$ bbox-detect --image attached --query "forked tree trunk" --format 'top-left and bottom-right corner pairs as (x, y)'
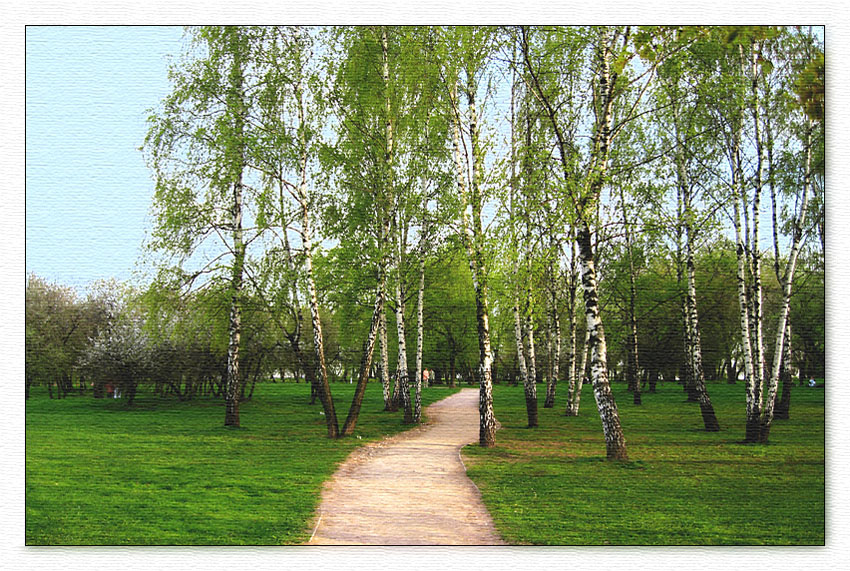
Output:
(735, 42), (767, 442)
(572, 28), (628, 460)
(728, 77), (760, 443)
(519, 25), (628, 459)
(341, 290), (385, 435)
(768, 113), (793, 423)
(758, 122), (812, 443)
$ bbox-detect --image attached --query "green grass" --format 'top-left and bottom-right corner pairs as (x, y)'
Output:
(462, 381), (825, 545)
(26, 382), (459, 545)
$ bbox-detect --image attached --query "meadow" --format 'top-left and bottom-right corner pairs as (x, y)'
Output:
(26, 379), (824, 545)
(463, 381), (825, 545)
(25, 382), (459, 545)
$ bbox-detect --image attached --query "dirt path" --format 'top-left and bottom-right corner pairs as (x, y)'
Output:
(307, 388), (505, 545)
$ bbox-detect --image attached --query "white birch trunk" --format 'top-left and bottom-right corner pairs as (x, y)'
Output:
(525, 297), (538, 387)
(224, 38), (246, 428)
(451, 73), (496, 447)
(759, 122), (812, 442)
(394, 210), (413, 424)
(544, 285), (560, 409)
(731, 48), (761, 441)
(295, 60), (338, 437)
(574, 28), (628, 460)
(733, 148), (760, 442)
(379, 26), (395, 413)
(513, 298), (529, 388)
(414, 234), (425, 423)
(379, 270), (391, 410)
(678, 138), (719, 431)
(686, 234), (720, 431)
(565, 240), (580, 416)
(224, 174), (244, 428)
(571, 325), (590, 417)
(578, 223), (627, 460)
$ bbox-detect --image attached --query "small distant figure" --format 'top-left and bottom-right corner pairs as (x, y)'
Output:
(423, 369), (430, 384)
(105, 382), (114, 398)
(114, 386), (122, 399)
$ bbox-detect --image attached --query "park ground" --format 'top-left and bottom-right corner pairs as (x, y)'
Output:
(25, 379), (824, 545)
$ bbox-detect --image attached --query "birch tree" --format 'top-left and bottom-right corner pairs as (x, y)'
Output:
(143, 26), (260, 428)
(323, 26), (397, 413)
(519, 25), (633, 459)
(756, 30), (822, 442)
(651, 44), (722, 430)
(444, 26), (499, 447)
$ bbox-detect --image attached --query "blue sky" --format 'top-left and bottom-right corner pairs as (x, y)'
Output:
(26, 26), (186, 290)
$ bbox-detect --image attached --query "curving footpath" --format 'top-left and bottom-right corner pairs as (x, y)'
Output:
(307, 388), (505, 545)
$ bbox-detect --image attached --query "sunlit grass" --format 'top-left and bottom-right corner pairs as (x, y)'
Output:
(463, 381), (825, 545)
(26, 382), (459, 545)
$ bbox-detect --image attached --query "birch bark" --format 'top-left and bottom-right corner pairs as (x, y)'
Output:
(413, 220), (426, 423)
(341, 288), (385, 435)
(450, 71), (497, 447)
(380, 26), (395, 413)
(224, 33), (247, 428)
(394, 211), (414, 424)
(520, 26), (628, 458)
(758, 122), (812, 442)
(544, 282), (560, 409)
(294, 57), (338, 438)
(565, 240), (580, 416)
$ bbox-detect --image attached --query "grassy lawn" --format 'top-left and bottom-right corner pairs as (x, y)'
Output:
(462, 381), (825, 545)
(26, 382), (459, 545)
